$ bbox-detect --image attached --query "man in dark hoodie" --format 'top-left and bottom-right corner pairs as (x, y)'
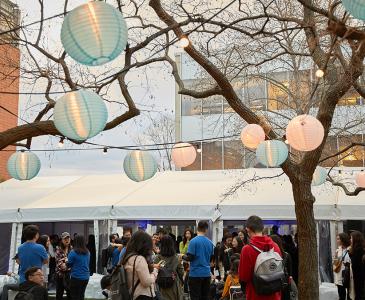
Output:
(239, 215), (281, 300)
(17, 267), (48, 300)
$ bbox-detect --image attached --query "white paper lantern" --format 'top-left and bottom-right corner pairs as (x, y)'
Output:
(241, 124), (265, 149)
(123, 150), (157, 182)
(256, 140), (288, 167)
(53, 89), (108, 141)
(171, 143), (197, 168)
(355, 172), (365, 188)
(7, 151), (41, 180)
(312, 166), (327, 186)
(61, 1), (128, 66)
(286, 115), (324, 151)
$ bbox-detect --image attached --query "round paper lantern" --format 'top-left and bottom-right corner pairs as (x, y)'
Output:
(54, 89), (108, 141)
(286, 115), (324, 151)
(171, 143), (197, 168)
(7, 151), (41, 180)
(240, 124), (265, 149)
(256, 140), (288, 167)
(123, 150), (157, 182)
(61, 2), (128, 66)
(355, 172), (365, 188)
(312, 166), (327, 186)
(342, 0), (365, 21)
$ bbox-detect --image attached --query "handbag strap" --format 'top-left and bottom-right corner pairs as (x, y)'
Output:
(131, 256), (140, 298)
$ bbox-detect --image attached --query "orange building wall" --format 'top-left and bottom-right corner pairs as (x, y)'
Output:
(0, 44), (20, 181)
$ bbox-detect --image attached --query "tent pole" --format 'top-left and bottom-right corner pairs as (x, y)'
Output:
(12, 223), (23, 274)
(93, 220), (99, 273)
(212, 220), (223, 246)
(8, 223), (17, 273)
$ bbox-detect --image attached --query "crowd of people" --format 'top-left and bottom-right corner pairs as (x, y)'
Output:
(2, 217), (365, 300)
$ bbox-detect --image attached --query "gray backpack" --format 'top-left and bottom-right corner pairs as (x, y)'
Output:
(250, 244), (286, 295)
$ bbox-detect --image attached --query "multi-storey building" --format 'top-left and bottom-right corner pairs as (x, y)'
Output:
(175, 53), (365, 170)
(0, 0), (20, 181)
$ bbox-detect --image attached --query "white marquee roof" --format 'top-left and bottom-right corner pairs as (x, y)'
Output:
(0, 169), (363, 223)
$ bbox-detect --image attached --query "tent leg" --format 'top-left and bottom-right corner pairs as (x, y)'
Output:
(212, 220), (223, 246)
(330, 221), (337, 259)
(146, 223), (153, 235)
(8, 223), (17, 273)
(93, 220), (99, 273)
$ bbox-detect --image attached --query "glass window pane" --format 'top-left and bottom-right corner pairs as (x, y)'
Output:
(181, 95), (201, 116)
(202, 141), (223, 170)
(338, 135), (364, 167)
(224, 140), (244, 169)
(319, 136), (338, 167)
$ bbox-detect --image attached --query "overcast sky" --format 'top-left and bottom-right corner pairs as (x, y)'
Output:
(13, 0), (176, 176)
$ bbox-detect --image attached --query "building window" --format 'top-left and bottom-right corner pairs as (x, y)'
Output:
(224, 140), (244, 169)
(338, 135), (364, 167)
(319, 136), (338, 167)
(202, 96), (222, 115)
(243, 77), (267, 111)
(202, 141), (223, 170)
(338, 89), (362, 106)
(181, 95), (201, 116)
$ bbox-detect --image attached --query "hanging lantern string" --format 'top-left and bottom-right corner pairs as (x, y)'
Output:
(0, 134), (242, 152)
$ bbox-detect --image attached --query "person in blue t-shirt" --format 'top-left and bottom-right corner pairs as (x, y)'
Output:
(17, 225), (49, 283)
(67, 235), (90, 300)
(183, 220), (214, 300)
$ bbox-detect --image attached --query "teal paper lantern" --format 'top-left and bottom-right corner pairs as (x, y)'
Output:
(256, 140), (288, 167)
(61, 1), (128, 66)
(123, 150), (157, 182)
(7, 151), (41, 180)
(54, 89), (108, 141)
(342, 0), (365, 21)
(312, 166), (327, 186)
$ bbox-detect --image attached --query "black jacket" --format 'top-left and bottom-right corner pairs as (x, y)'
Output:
(19, 281), (48, 300)
(350, 248), (365, 300)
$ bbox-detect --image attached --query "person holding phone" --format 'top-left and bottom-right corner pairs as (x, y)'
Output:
(154, 236), (184, 300)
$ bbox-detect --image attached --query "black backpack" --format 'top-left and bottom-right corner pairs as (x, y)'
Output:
(156, 264), (176, 289)
(14, 286), (37, 300)
(110, 256), (139, 300)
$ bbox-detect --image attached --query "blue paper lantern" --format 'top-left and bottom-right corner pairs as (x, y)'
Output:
(312, 166), (327, 186)
(53, 89), (108, 141)
(61, 1), (128, 66)
(256, 140), (288, 167)
(342, 0), (365, 21)
(123, 150), (157, 182)
(7, 151), (41, 180)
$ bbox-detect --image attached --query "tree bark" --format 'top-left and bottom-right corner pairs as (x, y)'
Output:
(292, 178), (319, 300)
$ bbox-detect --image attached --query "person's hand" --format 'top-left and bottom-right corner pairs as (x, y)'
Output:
(153, 264), (160, 270)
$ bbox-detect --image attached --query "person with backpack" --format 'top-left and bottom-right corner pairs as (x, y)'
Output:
(55, 232), (72, 300)
(184, 220), (214, 300)
(238, 215), (283, 300)
(67, 235), (90, 300)
(154, 235), (184, 300)
(17, 225), (49, 284)
(16, 267), (48, 300)
(102, 234), (118, 274)
(333, 233), (351, 300)
(122, 231), (160, 300)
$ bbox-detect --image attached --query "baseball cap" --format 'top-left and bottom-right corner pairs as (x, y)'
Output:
(61, 232), (70, 239)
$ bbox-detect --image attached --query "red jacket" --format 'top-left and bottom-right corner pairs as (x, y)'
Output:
(239, 235), (282, 300)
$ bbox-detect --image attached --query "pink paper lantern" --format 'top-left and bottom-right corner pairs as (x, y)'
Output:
(240, 124), (265, 149)
(286, 115), (324, 151)
(172, 142), (197, 168)
(355, 172), (365, 188)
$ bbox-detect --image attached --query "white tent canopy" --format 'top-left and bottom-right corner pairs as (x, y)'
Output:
(0, 169), (363, 223)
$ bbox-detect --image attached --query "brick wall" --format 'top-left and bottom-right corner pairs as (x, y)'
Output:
(0, 44), (20, 181)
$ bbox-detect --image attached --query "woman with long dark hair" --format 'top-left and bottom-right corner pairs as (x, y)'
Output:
(38, 234), (50, 286)
(333, 233), (351, 300)
(122, 231), (159, 300)
(55, 232), (72, 300)
(179, 229), (193, 255)
(67, 235), (90, 300)
(349, 231), (365, 300)
(231, 236), (244, 255)
(155, 235), (183, 300)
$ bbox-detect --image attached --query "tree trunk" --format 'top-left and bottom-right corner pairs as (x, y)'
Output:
(292, 179), (319, 300)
